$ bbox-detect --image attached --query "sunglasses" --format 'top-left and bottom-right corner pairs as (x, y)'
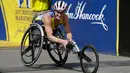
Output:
(54, 10), (66, 14)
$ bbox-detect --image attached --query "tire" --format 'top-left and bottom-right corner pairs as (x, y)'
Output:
(80, 45), (99, 73)
(21, 23), (43, 67)
(47, 27), (68, 66)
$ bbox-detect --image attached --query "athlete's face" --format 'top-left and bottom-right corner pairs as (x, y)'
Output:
(54, 11), (64, 20)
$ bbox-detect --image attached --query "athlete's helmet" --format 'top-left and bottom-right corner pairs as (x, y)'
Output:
(53, 1), (68, 12)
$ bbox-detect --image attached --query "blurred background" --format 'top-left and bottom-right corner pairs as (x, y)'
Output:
(0, 0), (129, 57)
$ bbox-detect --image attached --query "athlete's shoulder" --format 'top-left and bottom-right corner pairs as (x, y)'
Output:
(44, 13), (51, 19)
(43, 13), (52, 22)
(44, 11), (54, 17)
(63, 13), (69, 20)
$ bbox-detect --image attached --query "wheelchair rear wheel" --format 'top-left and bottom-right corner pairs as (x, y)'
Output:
(47, 27), (68, 66)
(21, 23), (43, 67)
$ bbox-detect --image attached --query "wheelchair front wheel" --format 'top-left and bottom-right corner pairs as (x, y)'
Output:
(80, 45), (99, 73)
(21, 23), (43, 67)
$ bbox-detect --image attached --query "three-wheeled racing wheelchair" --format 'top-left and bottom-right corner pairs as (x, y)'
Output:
(20, 22), (99, 73)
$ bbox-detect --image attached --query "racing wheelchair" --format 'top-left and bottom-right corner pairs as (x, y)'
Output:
(20, 22), (99, 73)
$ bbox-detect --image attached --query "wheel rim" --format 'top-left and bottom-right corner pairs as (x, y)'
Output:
(21, 26), (43, 66)
(80, 45), (99, 73)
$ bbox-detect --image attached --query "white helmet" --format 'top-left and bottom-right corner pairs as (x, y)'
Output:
(53, 1), (68, 12)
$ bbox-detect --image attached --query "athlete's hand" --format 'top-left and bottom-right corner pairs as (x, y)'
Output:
(62, 40), (69, 47)
(68, 38), (72, 41)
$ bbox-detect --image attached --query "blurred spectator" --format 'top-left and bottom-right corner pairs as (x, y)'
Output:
(18, 0), (30, 8)
(32, 0), (52, 17)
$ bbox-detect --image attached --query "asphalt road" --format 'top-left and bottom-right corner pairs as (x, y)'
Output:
(0, 48), (130, 73)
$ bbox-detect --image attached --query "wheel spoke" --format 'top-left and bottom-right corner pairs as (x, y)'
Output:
(31, 45), (35, 61)
(58, 50), (63, 61)
(82, 52), (92, 62)
(21, 46), (31, 55)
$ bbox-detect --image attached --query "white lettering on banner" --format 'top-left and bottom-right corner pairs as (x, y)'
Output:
(66, 1), (108, 31)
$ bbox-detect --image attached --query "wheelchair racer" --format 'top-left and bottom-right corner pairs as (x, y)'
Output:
(34, 0), (73, 49)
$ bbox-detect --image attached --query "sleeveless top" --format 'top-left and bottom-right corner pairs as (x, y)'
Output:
(35, 12), (63, 29)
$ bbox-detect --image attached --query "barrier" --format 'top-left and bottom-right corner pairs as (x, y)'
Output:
(64, 0), (118, 55)
(0, 1), (6, 41)
(0, 0), (119, 55)
(0, 0), (32, 47)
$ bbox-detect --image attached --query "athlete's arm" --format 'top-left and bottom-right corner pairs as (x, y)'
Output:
(63, 14), (72, 41)
(43, 14), (67, 44)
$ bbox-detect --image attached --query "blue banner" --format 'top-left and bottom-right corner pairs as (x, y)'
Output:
(64, 0), (117, 54)
(0, 3), (6, 40)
